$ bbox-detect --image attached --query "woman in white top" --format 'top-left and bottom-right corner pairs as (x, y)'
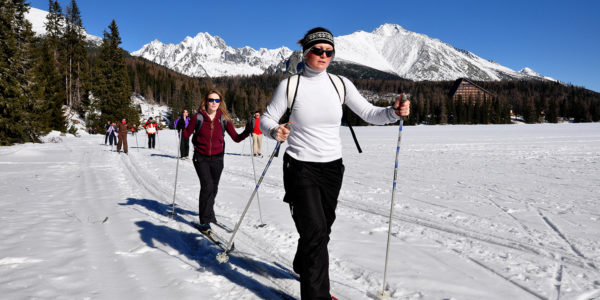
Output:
(260, 27), (410, 300)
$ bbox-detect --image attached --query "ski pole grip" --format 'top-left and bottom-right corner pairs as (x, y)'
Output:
(395, 93), (411, 120)
(401, 93), (411, 103)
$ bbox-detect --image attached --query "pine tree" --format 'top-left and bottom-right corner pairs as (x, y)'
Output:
(45, 0), (63, 61)
(92, 20), (136, 126)
(31, 38), (67, 133)
(63, 0), (89, 112)
(0, 0), (37, 144)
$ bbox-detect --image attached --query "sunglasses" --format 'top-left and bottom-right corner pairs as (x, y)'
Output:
(310, 47), (334, 57)
(208, 98), (221, 103)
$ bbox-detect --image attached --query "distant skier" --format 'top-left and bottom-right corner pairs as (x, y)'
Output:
(104, 121), (111, 144)
(144, 117), (159, 149)
(174, 110), (191, 159)
(260, 27), (411, 299)
(116, 118), (132, 154)
(181, 90), (253, 234)
(251, 111), (263, 157)
(106, 122), (118, 146)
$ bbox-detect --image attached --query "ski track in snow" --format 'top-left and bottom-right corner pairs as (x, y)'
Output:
(1, 124), (599, 300)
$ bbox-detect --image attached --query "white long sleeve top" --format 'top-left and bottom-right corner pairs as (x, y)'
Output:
(260, 66), (401, 163)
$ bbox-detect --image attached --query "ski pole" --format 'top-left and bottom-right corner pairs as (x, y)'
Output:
(250, 134), (266, 227)
(378, 93), (410, 300)
(217, 123), (290, 263)
(241, 137), (247, 156)
(169, 132), (182, 218)
(135, 129), (139, 151)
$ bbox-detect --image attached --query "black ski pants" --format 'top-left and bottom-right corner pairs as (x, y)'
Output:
(283, 153), (344, 300)
(147, 134), (156, 149)
(179, 132), (190, 157)
(192, 152), (224, 225)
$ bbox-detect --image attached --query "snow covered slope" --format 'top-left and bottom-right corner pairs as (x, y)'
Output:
(1, 123), (599, 299)
(334, 24), (553, 82)
(24, 6), (102, 45)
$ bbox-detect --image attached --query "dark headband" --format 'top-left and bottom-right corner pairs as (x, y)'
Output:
(302, 31), (334, 51)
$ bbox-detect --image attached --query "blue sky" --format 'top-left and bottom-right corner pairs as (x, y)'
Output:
(28, 0), (600, 92)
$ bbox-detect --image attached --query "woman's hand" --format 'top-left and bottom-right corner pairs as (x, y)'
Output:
(393, 93), (411, 117)
(272, 122), (292, 142)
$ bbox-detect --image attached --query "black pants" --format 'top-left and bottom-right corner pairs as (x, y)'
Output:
(180, 135), (190, 157)
(193, 152), (224, 224)
(147, 134), (156, 148)
(108, 134), (116, 145)
(283, 153), (344, 300)
(105, 132), (109, 144)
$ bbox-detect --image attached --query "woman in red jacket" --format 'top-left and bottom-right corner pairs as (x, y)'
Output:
(182, 90), (253, 233)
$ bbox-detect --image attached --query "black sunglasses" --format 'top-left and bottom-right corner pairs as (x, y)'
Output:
(208, 98), (221, 103)
(310, 47), (334, 57)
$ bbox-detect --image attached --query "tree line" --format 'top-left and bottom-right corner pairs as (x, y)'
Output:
(127, 62), (599, 126)
(2, 0), (599, 146)
(1, 0), (136, 145)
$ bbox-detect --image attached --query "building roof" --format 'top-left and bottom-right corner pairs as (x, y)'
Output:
(449, 78), (494, 98)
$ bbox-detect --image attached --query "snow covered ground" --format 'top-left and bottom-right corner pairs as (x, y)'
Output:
(1, 123), (599, 300)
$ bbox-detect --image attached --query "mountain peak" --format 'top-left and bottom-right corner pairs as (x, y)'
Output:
(518, 67), (539, 76)
(373, 24), (405, 36)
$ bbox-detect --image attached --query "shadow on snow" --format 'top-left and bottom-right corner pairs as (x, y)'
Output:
(150, 153), (178, 159)
(120, 197), (296, 299)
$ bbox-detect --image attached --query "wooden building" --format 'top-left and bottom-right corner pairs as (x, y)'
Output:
(449, 78), (494, 102)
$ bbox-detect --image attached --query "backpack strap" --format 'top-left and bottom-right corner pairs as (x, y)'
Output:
(327, 73), (346, 105)
(194, 113), (204, 134)
(220, 114), (227, 137)
(330, 74), (362, 153)
(286, 74), (301, 112)
(285, 72), (362, 153)
(194, 113), (227, 136)
(192, 113), (228, 150)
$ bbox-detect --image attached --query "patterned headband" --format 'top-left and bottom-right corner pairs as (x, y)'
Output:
(304, 31), (334, 45)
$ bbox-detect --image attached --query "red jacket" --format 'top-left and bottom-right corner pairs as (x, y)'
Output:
(182, 110), (248, 156)
(253, 116), (262, 135)
(144, 121), (158, 135)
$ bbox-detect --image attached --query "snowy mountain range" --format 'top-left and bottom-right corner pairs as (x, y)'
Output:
(131, 35), (292, 77)
(132, 24), (556, 83)
(25, 6), (554, 83)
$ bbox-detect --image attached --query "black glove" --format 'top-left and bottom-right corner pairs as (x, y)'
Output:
(243, 118), (254, 135)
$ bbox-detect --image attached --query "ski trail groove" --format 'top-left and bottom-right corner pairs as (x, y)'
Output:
(338, 198), (597, 271)
(119, 149), (304, 299)
(537, 209), (595, 270)
(451, 249), (549, 300)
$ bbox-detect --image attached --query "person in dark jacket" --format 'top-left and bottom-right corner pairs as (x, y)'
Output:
(174, 109), (191, 159)
(104, 121), (111, 144)
(182, 90), (253, 233)
(116, 118), (131, 153)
